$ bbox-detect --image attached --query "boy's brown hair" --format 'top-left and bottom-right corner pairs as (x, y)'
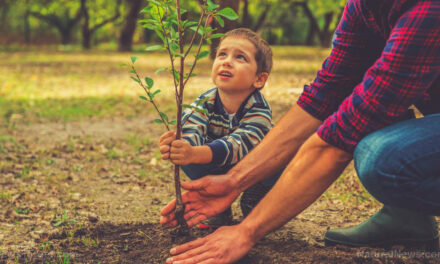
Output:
(221, 28), (273, 75)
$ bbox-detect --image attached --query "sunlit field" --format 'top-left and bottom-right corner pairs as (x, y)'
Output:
(0, 46), (328, 125)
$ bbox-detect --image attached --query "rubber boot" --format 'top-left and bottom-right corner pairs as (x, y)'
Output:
(324, 206), (439, 250)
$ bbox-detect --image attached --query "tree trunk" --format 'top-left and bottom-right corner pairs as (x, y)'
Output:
(209, 0), (239, 59)
(296, 1), (319, 46)
(319, 12), (334, 47)
(241, 0), (249, 28)
(29, 6), (81, 45)
(80, 0), (91, 49)
(253, 4), (270, 33)
(81, 0), (121, 50)
(24, 11), (31, 44)
(118, 0), (144, 52)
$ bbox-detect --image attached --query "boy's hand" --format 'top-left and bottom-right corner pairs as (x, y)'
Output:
(170, 140), (194, 165)
(158, 131), (176, 160)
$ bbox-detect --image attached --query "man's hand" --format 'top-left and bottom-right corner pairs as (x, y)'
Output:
(166, 224), (254, 264)
(160, 175), (240, 228)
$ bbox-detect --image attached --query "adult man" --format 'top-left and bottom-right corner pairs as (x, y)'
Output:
(161, 0), (440, 263)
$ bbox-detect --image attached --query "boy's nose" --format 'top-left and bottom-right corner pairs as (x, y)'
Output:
(222, 58), (232, 67)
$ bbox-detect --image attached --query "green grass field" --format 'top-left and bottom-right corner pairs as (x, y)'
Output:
(0, 46), (329, 125)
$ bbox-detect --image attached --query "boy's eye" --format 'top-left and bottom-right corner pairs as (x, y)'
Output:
(237, 54), (247, 61)
(217, 52), (226, 57)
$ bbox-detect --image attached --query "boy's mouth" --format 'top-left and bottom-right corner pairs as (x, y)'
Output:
(218, 70), (233, 79)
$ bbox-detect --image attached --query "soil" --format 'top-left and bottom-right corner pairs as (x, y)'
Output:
(1, 116), (439, 264)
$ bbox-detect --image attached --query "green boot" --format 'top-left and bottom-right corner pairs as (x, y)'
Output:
(324, 206), (439, 249)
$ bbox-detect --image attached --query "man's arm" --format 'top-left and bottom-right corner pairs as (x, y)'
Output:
(160, 104), (322, 227)
(229, 104), (322, 193)
(167, 133), (352, 264)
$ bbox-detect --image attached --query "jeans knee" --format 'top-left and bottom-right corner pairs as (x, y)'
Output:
(354, 133), (393, 197)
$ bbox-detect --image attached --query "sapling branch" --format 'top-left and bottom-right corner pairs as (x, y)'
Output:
(184, 14), (211, 87)
(183, 9), (205, 59)
(131, 65), (170, 131)
(156, 5), (179, 102)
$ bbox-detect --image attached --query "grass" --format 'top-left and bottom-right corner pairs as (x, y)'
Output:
(0, 45), (328, 126)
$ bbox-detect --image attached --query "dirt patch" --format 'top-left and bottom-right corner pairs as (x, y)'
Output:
(1, 117), (439, 263)
(2, 222), (438, 264)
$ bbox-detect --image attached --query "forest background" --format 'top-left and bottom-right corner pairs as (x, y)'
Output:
(0, 0), (346, 50)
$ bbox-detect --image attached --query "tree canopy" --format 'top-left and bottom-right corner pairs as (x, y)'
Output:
(0, 0), (346, 49)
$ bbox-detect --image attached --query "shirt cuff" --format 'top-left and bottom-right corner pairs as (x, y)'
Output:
(316, 114), (357, 154)
(207, 141), (228, 165)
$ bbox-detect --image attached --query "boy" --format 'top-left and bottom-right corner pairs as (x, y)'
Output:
(158, 28), (277, 228)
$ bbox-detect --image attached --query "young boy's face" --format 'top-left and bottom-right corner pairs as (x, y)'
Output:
(212, 36), (264, 94)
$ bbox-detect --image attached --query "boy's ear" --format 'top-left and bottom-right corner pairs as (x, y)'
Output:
(253, 72), (269, 89)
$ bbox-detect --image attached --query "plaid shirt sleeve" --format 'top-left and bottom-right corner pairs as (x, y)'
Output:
(298, 0), (440, 153)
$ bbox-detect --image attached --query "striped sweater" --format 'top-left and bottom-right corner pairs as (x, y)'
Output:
(182, 87), (273, 167)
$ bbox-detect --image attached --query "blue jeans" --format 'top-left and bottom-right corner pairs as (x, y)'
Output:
(354, 113), (440, 215)
(182, 163), (281, 188)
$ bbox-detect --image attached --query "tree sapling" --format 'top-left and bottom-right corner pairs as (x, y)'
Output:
(124, 0), (238, 235)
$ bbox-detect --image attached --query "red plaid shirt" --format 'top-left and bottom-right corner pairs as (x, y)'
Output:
(297, 0), (440, 153)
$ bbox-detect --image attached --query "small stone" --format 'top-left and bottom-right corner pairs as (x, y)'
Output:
(71, 193), (81, 201)
(30, 231), (40, 240)
(88, 214), (99, 223)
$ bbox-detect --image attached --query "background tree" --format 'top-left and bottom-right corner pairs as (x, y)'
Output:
(28, 0), (82, 45)
(80, 0), (122, 50)
(118, 0), (145, 51)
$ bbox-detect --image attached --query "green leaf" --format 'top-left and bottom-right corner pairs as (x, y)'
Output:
(217, 8), (239, 20)
(171, 69), (180, 83)
(190, 26), (204, 36)
(207, 0), (219, 11)
(152, 89), (161, 97)
(149, 0), (163, 7)
(154, 119), (164, 124)
(170, 43), (179, 52)
(169, 120), (177, 125)
(182, 104), (193, 109)
(184, 73), (196, 79)
(155, 67), (167, 74)
(196, 51), (210, 59)
(139, 95), (149, 101)
(119, 63), (129, 67)
(184, 21), (198, 28)
(131, 77), (140, 83)
(159, 112), (169, 122)
(196, 108), (209, 115)
(215, 16), (224, 27)
(209, 33), (226, 39)
(131, 56), (139, 64)
(129, 69), (136, 74)
(145, 77), (154, 89)
(146, 45), (164, 51)
(140, 6), (153, 13)
(196, 96), (210, 106)
(142, 24), (157, 30)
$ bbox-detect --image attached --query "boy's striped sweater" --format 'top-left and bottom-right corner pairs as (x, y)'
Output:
(182, 87), (273, 167)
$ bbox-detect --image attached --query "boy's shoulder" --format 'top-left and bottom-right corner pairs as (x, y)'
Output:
(242, 89), (271, 113)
